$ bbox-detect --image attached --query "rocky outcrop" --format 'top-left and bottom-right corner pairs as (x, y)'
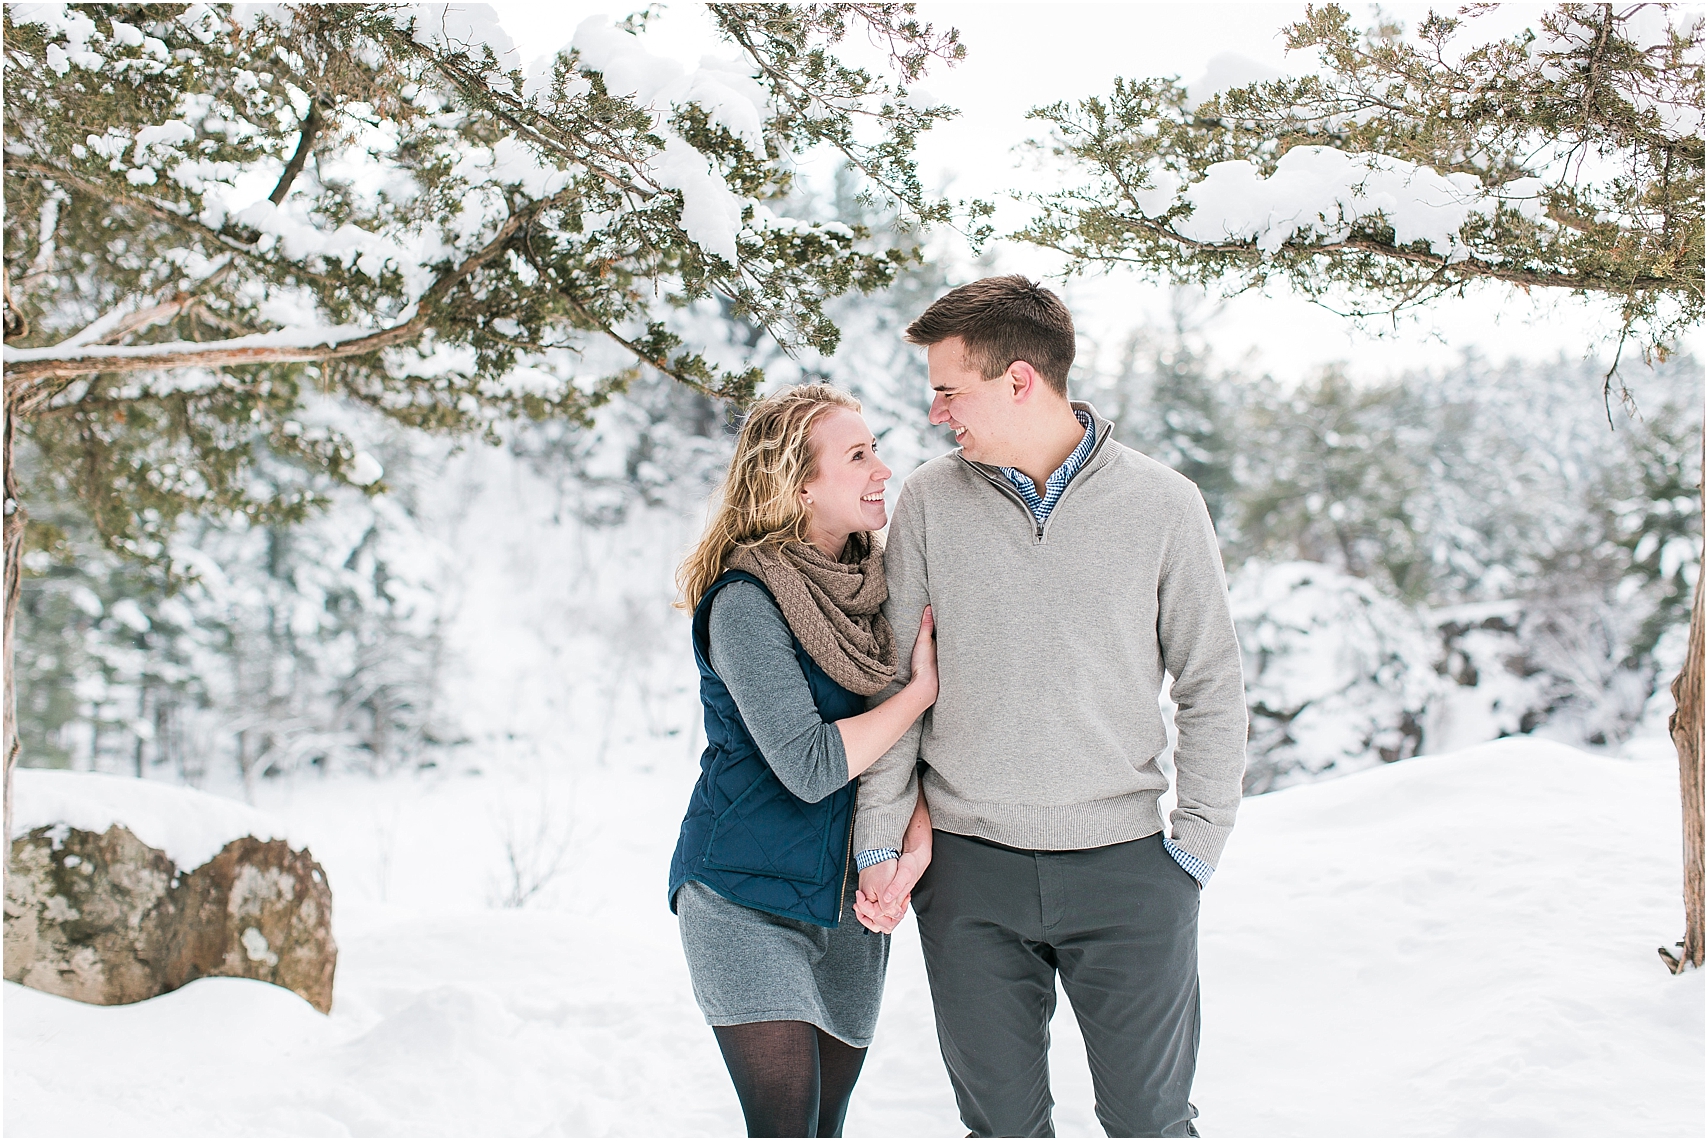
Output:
(5, 824), (336, 1012)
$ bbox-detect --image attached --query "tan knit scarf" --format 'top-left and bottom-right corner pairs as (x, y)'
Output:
(726, 532), (896, 696)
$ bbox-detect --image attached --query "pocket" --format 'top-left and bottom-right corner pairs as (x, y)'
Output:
(703, 774), (835, 884)
(1153, 834), (1203, 893)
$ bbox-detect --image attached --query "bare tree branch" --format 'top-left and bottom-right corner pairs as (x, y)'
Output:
(267, 99), (324, 205)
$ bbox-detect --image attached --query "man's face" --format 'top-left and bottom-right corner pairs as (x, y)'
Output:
(927, 337), (1016, 464)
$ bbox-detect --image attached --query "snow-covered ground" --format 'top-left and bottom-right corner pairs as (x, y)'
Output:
(6, 735), (1701, 1137)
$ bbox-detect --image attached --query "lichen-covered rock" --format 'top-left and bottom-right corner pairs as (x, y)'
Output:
(172, 836), (336, 1010)
(4, 825), (336, 1013)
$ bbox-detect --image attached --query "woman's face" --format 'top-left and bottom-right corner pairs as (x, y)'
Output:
(799, 408), (891, 554)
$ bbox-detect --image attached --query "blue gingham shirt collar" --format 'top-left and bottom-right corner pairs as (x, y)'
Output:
(998, 410), (1096, 525)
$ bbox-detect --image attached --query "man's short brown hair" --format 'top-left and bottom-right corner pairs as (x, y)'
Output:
(904, 274), (1076, 395)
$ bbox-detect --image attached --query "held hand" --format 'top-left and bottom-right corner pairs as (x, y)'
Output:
(887, 787), (933, 912)
(881, 843), (931, 913)
(908, 606), (938, 700)
(855, 861), (908, 934)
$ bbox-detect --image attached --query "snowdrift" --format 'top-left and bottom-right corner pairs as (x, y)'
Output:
(4, 738), (1701, 1136)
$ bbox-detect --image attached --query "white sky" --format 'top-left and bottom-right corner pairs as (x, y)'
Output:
(491, 1), (1703, 385)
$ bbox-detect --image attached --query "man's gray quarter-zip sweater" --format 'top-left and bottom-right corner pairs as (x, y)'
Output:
(854, 403), (1248, 868)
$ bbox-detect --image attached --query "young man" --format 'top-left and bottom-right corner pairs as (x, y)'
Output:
(852, 275), (1247, 1138)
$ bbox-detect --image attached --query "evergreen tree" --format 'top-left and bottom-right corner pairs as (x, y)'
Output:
(13, 415), (457, 794)
(0, 4), (965, 832)
(1085, 292), (1245, 529)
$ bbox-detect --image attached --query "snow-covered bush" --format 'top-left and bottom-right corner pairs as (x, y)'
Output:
(1232, 561), (1445, 792)
(1425, 604), (1556, 753)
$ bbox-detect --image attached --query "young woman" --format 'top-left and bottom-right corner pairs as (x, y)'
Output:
(669, 384), (937, 1138)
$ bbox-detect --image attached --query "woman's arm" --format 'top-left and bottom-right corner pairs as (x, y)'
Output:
(837, 606), (937, 779)
(709, 582), (856, 804)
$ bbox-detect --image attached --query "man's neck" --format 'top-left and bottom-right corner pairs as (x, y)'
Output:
(1006, 403), (1087, 493)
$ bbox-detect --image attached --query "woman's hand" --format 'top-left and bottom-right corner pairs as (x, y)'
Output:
(837, 605), (938, 780)
(907, 605), (938, 702)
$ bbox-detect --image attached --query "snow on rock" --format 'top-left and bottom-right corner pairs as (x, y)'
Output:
(1172, 145), (1548, 258)
(3, 739), (1699, 1136)
(10, 769), (292, 870)
(7, 826), (337, 1013)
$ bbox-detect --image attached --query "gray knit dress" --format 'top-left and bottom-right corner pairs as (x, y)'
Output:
(674, 580), (890, 1047)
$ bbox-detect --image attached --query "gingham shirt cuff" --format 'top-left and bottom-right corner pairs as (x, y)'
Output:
(856, 848), (900, 871)
(1163, 838), (1214, 886)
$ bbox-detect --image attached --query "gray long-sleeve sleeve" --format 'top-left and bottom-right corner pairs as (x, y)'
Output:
(707, 581), (852, 805)
(852, 485), (926, 855)
(1156, 491), (1248, 865)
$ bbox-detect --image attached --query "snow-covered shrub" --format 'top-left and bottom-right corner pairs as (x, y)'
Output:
(1425, 604), (1557, 753)
(1232, 561), (1445, 792)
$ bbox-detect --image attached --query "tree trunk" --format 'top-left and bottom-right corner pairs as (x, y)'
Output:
(1661, 565), (1705, 974)
(3, 394), (24, 857)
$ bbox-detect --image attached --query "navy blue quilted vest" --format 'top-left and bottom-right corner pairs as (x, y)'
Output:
(668, 570), (864, 927)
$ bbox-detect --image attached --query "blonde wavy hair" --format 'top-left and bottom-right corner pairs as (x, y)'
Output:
(676, 384), (863, 611)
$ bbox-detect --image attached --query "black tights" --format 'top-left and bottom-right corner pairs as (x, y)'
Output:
(712, 1021), (868, 1137)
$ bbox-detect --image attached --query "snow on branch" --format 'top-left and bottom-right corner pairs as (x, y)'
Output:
(1172, 148), (1548, 261)
(3, 2), (957, 428)
(1019, 3), (1703, 357)
(4, 193), (550, 396)
(6, 322), (406, 370)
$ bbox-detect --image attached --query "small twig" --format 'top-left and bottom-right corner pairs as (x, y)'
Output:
(1601, 315), (1641, 429)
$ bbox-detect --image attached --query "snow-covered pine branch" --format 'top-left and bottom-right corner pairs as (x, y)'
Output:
(1020, 4), (1703, 366)
(3, 187), (560, 409)
(4, 4), (959, 404)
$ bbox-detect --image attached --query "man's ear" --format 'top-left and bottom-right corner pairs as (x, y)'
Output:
(1007, 360), (1039, 402)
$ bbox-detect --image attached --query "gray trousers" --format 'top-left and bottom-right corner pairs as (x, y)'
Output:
(912, 830), (1201, 1138)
